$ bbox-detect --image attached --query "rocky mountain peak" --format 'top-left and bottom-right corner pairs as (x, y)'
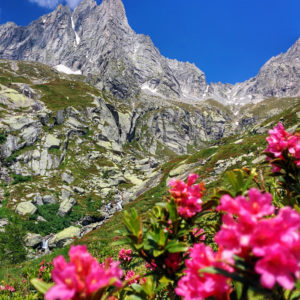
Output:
(100, 0), (128, 21)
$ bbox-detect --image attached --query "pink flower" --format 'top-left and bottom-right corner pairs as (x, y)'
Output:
(5, 285), (15, 292)
(175, 244), (231, 300)
(192, 227), (206, 240)
(266, 122), (290, 159)
(265, 122), (300, 170)
(0, 285), (15, 292)
(118, 248), (132, 262)
(255, 245), (298, 290)
(165, 253), (182, 272)
(46, 245), (123, 300)
(169, 174), (205, 218)
(216, 189), (300, 290)
(145, 261), (157, 271)
(217, 188), (274, 222)
(216, 189), (274, 257)
(125, 270), (139, 285)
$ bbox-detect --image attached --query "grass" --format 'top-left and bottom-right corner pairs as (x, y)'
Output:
(12, 173), (32, 185)
(33, 79), (101, 112)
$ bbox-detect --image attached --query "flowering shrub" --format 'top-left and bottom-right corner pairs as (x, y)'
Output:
(118, 248), (132, 263)
(0, 284), (15, 293)
(169, 174), (205, 218)
(176, 244), (232, 300)
(31, 123), (300, 300)
(38, 260), (53, 281)
(44, 245), (123, 300)
(266, 122), (300, 170)
(216, 190), (300, 290)
(265, 122), (300, 205)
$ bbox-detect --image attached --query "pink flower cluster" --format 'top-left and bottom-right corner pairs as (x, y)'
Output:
(169, 174), (205, 218)
(38, 259), (53, 279)
(145, 261), (157, 271)
(125, 270), (139, 285)
(0, 285), (15, 292)
(265, 122), (300, 171)
(46, 245), (123, 300)
(216, 188), (300, 290)
(192, 227), (206, 240)
(176, 244), (232, 300)
(118, 248), (132, 262)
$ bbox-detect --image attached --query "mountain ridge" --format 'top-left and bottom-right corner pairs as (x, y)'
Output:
(0, 0), (299, 105)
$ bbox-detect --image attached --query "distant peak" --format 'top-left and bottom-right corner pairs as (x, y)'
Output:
(100, 0), (128, 22)
(54, 3), (71, 14)
(75, 0), (97, 10)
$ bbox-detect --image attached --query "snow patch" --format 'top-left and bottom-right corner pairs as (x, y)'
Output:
(71, 17), (80, 46)
(54, 65), (82, 75)
(141, 82), (158, 94)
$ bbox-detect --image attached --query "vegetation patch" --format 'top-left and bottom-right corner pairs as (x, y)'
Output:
(33, 79), (101, 111)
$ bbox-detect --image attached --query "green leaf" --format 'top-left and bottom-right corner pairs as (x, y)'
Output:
(165, 240), (188, 253)
(247, 288), (266, 300)
(153, 249), (165, 257)
(158, 229), (168, 247)
(130, 283), (143, 294)
(233, 280), (243, 300)
(31, 278), (54, 295)
(125, 295), (143, 300)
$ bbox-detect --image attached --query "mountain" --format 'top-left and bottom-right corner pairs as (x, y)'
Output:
(0, 0), (299, 104)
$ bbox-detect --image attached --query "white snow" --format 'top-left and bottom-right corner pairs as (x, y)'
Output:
(54, 65), (82, 75)
(141, 82), (158, 94)
(71, 17), (81, 46)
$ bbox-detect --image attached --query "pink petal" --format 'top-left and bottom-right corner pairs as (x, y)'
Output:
(277, 275), (295, 290)
(260, 272), (276, 289)
(45, 284), (75, 300)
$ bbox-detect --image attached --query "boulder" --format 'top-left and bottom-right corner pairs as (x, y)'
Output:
(62, 172), (74, 185)
(58, 198), (76, 217)
(16, 201), (37, 215)
(32, 193), (43, 206)
(49, 226), (81, 248)
(0, 218), (8, 227)
(252, 155), (266, 165)
(73, 186), (85, 194)
(61, 189), (71, 201)
(24, 233), (43, 248)
(42, 195), (57, 205)
(55, 110), (65, 125)
(45, 134), (61, 149)
(37, 216), (47, 222)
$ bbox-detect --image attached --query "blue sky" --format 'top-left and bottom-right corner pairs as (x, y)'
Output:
(0, 0), (299, 84)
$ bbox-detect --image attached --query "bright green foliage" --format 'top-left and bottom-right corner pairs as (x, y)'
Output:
(23, 204), (84, 236)
(12, 173), (32, 185)
(0, 222), (27, 265)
